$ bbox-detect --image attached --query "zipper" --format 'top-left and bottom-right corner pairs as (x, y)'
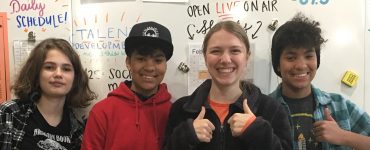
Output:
(220, 125), (225, 150)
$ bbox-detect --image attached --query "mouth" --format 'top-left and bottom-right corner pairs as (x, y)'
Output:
(217, 67), (235, 73)
(50, 81), (65, 87)
(291, 72), (309, 78)
(142, 74), (156, 80)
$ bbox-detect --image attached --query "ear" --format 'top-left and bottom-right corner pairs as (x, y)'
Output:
(125, 57), (131, 70)
(246, 50), (251, 60)
(247, 49), (251, 56)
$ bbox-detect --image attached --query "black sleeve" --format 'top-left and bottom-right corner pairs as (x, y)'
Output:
(163, 100), (199, 150)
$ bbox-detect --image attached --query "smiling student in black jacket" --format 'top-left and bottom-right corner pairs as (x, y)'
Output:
(163, 21), (292, 150)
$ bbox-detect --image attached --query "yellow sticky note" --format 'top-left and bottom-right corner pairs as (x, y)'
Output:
(341, 71), (359, 87)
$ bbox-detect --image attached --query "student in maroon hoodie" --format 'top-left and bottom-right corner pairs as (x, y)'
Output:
(82, 21), (173, 150)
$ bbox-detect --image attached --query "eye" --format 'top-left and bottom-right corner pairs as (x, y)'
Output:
(43, 64), (55, 71)
(135, 57), (145, 61)
(305, 53), (315, 59)
(208, 49), (221, 55)
(62, 66), (73, 72)
(155, 57), (166, 63)
(230, 49), (241, 55)
(285, 55), (295, 61)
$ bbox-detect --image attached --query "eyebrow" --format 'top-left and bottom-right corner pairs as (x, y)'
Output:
(284, 48), (315, 54)
(305, 49), (316, 54)
(43, 61), (73, 67)
(152, 52), (166, 58)
(209, 45), (244, 49)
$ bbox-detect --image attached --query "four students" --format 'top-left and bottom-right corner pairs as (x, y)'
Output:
(1, 15), (369, 150)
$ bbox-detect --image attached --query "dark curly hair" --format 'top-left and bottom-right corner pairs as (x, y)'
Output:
(11, 38), (97, 108)
(271, 13), (327, 77)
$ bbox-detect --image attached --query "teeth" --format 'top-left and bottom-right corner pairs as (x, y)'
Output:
(143, 75), (154, 79)
(294, 73), (307, 77)
(218, 68), (233, 73)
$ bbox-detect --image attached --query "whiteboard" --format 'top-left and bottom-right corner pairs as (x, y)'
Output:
(365, 0), (370, 112)
(1, 0), (368, 115)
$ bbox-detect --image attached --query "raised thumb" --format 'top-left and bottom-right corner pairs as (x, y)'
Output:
(243, 99), (252, 114)
(324, 107), (334, 121)
(196, 106), (206, 120)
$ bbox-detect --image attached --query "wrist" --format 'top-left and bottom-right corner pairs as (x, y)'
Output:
(340, 130), (359, 148)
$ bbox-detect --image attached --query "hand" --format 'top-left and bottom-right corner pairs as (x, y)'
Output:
(313, 107), (347, 145)
(228, 99), (256, 137)
(193, 106), (215, 142)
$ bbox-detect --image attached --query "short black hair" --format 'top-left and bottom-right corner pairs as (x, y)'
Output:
(271, 13), (326, 77)
(128, 45), (165, 58)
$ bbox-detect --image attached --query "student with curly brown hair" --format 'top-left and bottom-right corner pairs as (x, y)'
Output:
(0, 38), (96, 150)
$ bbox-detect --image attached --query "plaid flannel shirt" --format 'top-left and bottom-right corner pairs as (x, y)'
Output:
(0, 97), (84, 150)
(270, 84), (370, 150)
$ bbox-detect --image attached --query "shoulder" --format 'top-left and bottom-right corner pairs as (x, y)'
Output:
(172, 96), (190, 110)
(312, 86), (346, 105)
(0, 99), (24, 114)
(67, 108), (84, 128)
(259, 94), (284, 110)
(255, 93), (288, 119)
(314, 87), (357, 109)
(93, 95), (125, 108)
(314, 88), (368, 120)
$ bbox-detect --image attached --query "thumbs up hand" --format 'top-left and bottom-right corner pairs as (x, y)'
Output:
(313, 107), (347, 145)
(324, 107), (335, 121)
(193, 106), (215, 142)
(228, 99), (256, 137)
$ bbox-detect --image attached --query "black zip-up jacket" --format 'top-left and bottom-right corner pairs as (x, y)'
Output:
(163, 79), (292, 150)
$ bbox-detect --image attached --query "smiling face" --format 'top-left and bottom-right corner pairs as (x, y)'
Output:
(279, 47), (317, 96)
(204, 29), (249, 87)
(39, 49), (75, 99)
(126, 48), (167, 96)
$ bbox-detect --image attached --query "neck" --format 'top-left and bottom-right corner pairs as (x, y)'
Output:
(209, 81), (242, 104)
(36, 95), (66, 127)
(281, 83), (312, 99)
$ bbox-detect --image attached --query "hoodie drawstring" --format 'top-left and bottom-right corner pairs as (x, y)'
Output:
(135, 97), (140, 130)
(152, 99), (159, 144)
(134, 95), (160, 144)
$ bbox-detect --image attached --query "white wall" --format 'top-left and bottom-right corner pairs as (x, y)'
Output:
(1, 0), (369, 114)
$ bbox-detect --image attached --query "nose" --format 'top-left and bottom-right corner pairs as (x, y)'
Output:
(144, 59), (155, 71)
(53, 67), (63, 78)
(294, 57), (308, 69)
(220, 53), (231, 63)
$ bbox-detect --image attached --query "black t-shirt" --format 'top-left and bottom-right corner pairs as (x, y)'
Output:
(19, 107), (72, 150)
(284, 94), (321, 150)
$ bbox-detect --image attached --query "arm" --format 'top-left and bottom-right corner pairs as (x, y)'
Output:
(0, 104), (9, 149)
(0, 100), (17, 150)
(81, 108), (107, 150)
(341, 130), (370, 150)
(163, 103), (199, 150)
